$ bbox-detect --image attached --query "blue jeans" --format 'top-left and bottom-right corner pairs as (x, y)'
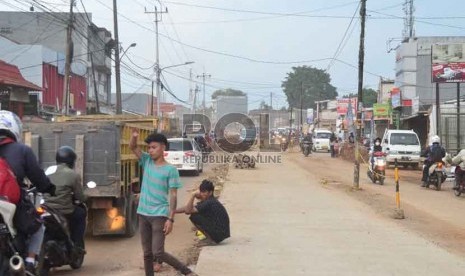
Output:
(28, 225), (45, 256)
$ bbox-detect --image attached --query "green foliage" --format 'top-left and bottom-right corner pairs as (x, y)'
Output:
(281, 66), (338, 109)
(211, 88), (246, 99)
(343, 88), (378, 107)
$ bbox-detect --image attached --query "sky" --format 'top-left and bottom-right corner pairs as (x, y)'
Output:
(1, 0), (464, 110)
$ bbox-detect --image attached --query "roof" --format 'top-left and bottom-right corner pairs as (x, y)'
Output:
(0, 60), (42, 91)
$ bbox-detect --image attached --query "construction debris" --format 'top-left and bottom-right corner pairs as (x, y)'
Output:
(233, 153), (256, 169)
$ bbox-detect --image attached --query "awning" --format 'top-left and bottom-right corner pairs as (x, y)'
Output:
(0, 60), (43, 91)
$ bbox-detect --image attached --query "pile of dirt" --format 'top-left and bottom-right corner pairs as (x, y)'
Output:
(233, 153), (256, 169)
(339, 142), (369, 163)
(189, 163), (230, 198)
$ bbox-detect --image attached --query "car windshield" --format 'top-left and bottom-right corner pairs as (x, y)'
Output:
(168, 140), (193, 151)
(390, 133), (419, 145)
(185, 124), (205, 135)
(316, 133), (331, 139)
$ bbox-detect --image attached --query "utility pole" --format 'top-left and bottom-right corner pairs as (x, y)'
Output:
(300, 82), (304, 134)
(197, 73), (211, 115)
(270, 92), (273, 110)
(113, 0), (123, 114)
(193, 85), (200, 115)
(62, 0), (74, 115)
(151, 81), (154, 116)
(145, 5), (167, 124)
(353, 0), (367, 189)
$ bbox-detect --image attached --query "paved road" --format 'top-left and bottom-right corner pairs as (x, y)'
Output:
(196, 153), (465, 275)
(50, 168), (208, 276)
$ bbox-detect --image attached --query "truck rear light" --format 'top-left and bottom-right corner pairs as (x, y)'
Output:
(184, 151), (195, 157)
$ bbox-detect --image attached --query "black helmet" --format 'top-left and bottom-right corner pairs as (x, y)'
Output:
(56, 146), (77, 169)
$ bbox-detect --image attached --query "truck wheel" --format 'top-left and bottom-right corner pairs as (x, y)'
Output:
(125, 192), (139, 237)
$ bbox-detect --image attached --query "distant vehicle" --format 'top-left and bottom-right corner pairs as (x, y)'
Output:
(381, 129), (421, 168)
(312, 129), (332, 152)
(184, 123), (206, 138)
(165, 138), (204, 176)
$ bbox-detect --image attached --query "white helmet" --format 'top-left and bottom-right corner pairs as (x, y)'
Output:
(431, 135), (440, 144)
(0, 110), (22, 142)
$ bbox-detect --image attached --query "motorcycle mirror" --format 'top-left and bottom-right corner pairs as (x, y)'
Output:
(86, 181), (97, 189)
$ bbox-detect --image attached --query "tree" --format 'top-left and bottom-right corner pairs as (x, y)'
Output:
(259, 100), (271, 110)
(211, 88), (246, 99)
(281, 66), (338, 109)
(343, 88), (378, 108)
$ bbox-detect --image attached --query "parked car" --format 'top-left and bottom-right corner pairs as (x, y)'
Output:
(165, 138), (204, 176)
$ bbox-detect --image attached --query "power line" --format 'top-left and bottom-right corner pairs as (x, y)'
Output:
(326, 2), (360, 72)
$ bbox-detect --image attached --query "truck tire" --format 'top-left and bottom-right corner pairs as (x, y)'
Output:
(125, 192), (139, 237)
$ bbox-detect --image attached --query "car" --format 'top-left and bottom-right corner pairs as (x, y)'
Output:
(381, 129), (421, 169)
(312, 129), (332, 152)
(165, 138), (204, 176)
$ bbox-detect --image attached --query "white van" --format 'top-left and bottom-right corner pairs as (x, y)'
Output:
(381, 129), (421, 168)
(312, 129), (332, 152)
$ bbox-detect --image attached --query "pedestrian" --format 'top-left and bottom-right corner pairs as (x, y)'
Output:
(129, 130), (197, 276)
(330, 133), (337, 158)
(176, 180), (230, 245)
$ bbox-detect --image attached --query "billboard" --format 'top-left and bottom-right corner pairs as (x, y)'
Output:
(391, 87), (401, 109)
(337, 98), (357, 115)
(432, 43), (465, 83)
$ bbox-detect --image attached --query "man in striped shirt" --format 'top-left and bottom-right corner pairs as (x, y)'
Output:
(130, 130), (196, 276)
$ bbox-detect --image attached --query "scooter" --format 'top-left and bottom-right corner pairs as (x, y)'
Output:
(367, 152), (386, 185)
(423, 162), (447, 191)
(452, 166), (465, 196)
(0, 188), (38, 276)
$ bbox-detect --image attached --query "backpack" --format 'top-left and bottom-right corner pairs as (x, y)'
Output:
(430, 145), (444, 162)
(0, 158), (21, 204)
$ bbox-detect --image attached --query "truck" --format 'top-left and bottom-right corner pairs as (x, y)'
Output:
(23, 115), (167, 237)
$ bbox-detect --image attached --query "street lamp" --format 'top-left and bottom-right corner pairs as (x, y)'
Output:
(154, 61), (194, 128)
(120, 43), (137, 60)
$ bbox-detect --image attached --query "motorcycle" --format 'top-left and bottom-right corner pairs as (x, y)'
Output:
(0, 188), (38, 276)
(452, 166), (465, 196)
(367, 152), (386, 185)
(423, 162), (447, 191)
(302, 141), (312, 157)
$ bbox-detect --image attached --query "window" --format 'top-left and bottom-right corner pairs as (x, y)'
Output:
(168, 140), (193, 151)
(390, 133), (419, 145)
(316, 133), (331, 139)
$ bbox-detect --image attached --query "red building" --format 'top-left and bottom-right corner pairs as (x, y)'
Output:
(42, 63), (87, 114)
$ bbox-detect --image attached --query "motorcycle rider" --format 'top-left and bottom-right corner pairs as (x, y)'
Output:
(370, 137), (383, 171)
(44, 146), (87, 249)
(0, 110), (56, 273)
(445, 149), (465, 190)
(421, 135), (446, 187)
(301, 132), (313, 152)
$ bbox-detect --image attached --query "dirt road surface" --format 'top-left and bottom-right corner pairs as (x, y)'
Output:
(288, 151), (465, 258)
(49, 168), (209, 276)
(195, 150), (465, 275)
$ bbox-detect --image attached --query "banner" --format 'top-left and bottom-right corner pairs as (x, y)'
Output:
(432, 43), (465, 83)
(391, 87), (401, 109)
(373, 103), (390, 120)
(306, 108), (314, 124)
(337, 98), (357, 115)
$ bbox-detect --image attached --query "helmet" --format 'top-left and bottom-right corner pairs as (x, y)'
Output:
(431, 135), (440, 144)
(0, 110), (22, 142)
(56, 146), (77, 169)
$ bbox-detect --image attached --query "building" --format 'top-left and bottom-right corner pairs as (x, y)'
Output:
(212, 95), (248, 123)
(0, 59), (43, 118)
(0, 36), (87, 116)
(0, 11), (114, 113)
(395, 36), (465, 150)
(378, 78), (394, 104)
